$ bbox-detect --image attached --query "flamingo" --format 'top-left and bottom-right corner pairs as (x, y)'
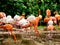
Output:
(18, 18), (31, 29)
(0, 24), (17, 42)
(0, 12), (6, 25)
(13, 15), (21, 28)
(13, 14), (25, 28)
(30, 15), (42, 32)
(44, 16), (56, 30)
(29, 15), (42, 37)
(0, 15), (17, 42)
(46, 19), (56, 39)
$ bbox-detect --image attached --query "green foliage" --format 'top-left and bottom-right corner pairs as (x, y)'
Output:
(0, 0), (60, 17)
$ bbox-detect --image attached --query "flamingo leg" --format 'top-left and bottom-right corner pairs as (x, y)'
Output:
(8, 30), (17, 42)
(34, 25), (39, 37)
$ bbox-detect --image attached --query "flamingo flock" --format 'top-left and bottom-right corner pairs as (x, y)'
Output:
(0, 12), (42, 41)
(44, 9), (59, 31)
(0, 9), (60, 41)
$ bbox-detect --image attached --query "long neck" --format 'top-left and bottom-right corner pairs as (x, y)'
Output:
(36, 17), (40, 22)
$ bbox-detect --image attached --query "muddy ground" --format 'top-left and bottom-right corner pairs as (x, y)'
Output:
(0, 28), (60, 45)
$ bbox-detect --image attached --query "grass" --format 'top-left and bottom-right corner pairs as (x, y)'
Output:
(37, 25), (59, 30)
(37, 26), (46, 29)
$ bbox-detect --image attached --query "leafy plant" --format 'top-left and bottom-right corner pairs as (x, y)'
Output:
(0, 0), (60, 18)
